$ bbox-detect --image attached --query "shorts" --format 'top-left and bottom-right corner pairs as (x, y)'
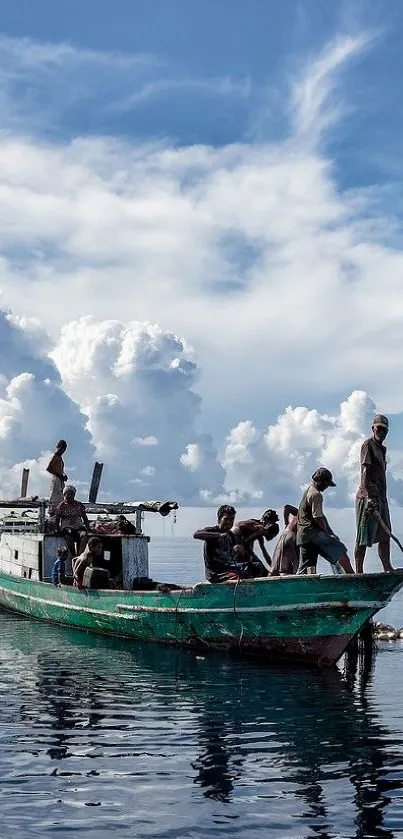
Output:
(298, 531), (347, 573)
(356, 498), (391, 547)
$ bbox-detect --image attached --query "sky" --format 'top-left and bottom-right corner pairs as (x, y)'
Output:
(1, 0), (403, 515)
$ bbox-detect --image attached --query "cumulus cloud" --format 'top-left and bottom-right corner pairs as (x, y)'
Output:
(220, 391), (403, 509)
(52, 316), (226, 502)
(1, 304), (403, 510)
(0, 310), (93, 498)
(0, 26), (401, 442)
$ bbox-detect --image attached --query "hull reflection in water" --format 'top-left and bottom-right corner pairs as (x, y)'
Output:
(0, 612), (402, 839)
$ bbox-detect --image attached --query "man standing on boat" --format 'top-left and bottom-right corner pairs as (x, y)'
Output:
(46, 440), (68, 514)
(296, 469), (354, 574)
(355, 414), (393, 574)
(193, 505), (246, 583)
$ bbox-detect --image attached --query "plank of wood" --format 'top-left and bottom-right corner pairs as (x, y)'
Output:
(20, 468), (29, 498)
(88, 462), (104, 503)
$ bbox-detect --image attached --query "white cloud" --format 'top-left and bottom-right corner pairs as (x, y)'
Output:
(0, 310), (93, 498)
(52, 316), (226, 502)
(221, 391), (403, 509)
(0, 29), (402, 508)
(0, 304), (402, 510)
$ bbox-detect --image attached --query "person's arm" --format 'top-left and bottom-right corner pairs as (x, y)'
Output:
(193, 528), (226, 541)
(360, 442), (380, 505)
(283, 505), (298, 526)
(311, 493), (334, 535)
(256, 534), (271, 564)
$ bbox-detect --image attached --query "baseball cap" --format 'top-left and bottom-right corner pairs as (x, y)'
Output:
(373, 414), (389, 429)
(312, 467), (336, 487)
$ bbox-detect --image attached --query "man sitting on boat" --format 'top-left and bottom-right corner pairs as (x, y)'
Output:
(55, 485), (90, 557)
(73, 536), (107, 588)
(46, 439), (68, 514)
(296, 468), (354, 575)
(230, 510), (280, 576)
(270, 505), (299, 576)
(193, 505), (247, 583)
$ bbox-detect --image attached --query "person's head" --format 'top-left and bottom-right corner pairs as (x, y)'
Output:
(372, 414), (389, 444)
(311, 467), (336, 493)
(217, 504), (236, 531)
(87, 536), (103, 558)
(260, 509), (280, 541)
(261, 509), (279, 527)
(56, 546), (68, 558)
(56, 439), (67, 454)
(64, 485), (76, 502)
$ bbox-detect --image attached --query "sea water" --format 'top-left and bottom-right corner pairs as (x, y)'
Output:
(0, 537), (402, 838)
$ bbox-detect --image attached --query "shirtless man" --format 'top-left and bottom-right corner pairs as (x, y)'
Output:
(231, 510), (280, 576)
(46, 440), (68, 514)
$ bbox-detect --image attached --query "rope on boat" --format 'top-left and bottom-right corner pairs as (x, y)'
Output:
(233, 578), (245, 649)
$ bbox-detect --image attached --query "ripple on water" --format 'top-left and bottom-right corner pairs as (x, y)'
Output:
(0, 611), (403, 838)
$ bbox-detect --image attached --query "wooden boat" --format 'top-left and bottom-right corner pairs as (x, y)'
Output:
(0, 496), (402, 667)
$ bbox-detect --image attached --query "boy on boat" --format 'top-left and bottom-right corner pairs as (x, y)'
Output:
(52, 545), (68, 586)
(355, 414), (393, 574)
(296, 469), (354, 574)
(46, 439), (68, 514)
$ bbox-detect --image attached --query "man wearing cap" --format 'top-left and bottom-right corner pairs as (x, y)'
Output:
(296, 468), (354, 574)
(355, 415), (393, 574)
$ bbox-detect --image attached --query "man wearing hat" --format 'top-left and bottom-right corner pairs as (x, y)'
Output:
(296, 468), (354, 574)
(355, 415), (393, 574)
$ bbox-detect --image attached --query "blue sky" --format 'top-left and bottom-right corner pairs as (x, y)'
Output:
(1, 1), (403, 506)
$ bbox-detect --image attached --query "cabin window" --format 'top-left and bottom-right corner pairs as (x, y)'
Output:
(14, 550), (18, 559)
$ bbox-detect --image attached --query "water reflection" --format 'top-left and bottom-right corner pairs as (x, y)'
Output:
(0, 612), (402, 838)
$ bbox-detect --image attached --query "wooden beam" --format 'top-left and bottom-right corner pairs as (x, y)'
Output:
(88, 462), (104, 504)
(20, 469), (29, 498)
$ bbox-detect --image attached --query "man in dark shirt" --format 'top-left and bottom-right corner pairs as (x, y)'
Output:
(296, 468), (354, 574)
(355, 414), (393, 574)
(193, 505), (245, 583)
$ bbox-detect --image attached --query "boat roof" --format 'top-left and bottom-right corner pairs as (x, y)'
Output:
(0, 499), (178, 516)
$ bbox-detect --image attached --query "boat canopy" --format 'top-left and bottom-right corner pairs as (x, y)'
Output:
(0, 499), (179, 516)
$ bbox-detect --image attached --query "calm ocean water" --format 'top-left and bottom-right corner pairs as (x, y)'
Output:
(0, 537), (403, 838)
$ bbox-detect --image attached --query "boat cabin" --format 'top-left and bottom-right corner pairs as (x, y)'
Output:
(0, 499), (178, 589)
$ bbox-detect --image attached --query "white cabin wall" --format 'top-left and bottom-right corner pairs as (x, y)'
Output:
(0, 533), (42, 581)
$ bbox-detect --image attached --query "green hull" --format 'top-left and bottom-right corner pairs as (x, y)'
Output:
(0, 570), (402, 666)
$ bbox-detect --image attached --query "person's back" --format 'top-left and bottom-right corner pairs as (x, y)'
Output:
(271, 515), (298, 576)
(296, 484), (323, 545)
